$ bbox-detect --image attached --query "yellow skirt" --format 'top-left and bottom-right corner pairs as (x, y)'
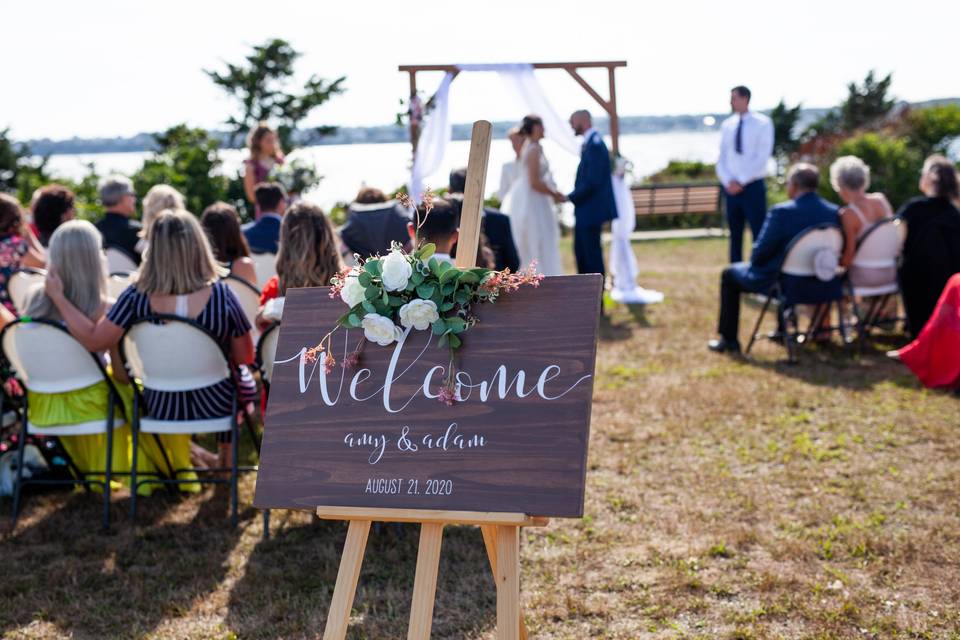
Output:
(28, 377), (201, 494)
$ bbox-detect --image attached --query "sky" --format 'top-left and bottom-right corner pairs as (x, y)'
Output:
(4, 0), (958, 141)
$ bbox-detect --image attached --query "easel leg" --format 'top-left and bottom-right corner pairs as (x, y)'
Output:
(323, 520), (371, 640)
(482, 526), (528, 640)
(495, 525), (521, 640)
(407, 523), (445, 639)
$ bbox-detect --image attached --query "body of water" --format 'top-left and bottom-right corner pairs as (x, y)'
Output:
(43, 130), (721, 210)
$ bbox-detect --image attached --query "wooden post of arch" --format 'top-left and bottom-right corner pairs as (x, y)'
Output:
(399, 61), (627, 156)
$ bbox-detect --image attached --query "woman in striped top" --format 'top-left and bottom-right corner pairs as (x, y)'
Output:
(44, 208), (257, 483)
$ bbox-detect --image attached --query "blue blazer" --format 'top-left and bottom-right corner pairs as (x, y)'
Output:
(568, 130), (617, 227)
(746, 192), (840, 291)
(242, 215), (281, 255)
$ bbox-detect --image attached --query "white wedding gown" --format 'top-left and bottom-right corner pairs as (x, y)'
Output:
(506, 141), (563, 276)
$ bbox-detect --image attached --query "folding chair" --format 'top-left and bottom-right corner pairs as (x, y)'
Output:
(845, 218), (905, 351)
(8, 268), (47, 315)
(107, 271), (136, 300)
(746, 224), (846, 363)
(121, 314), (258, 527)
(250, 252), (277, 289)
(1, 318), (127, 530)
(105, 246), (138, 273)
(223, 274), (262, 342)
(254, 322), (280, 540)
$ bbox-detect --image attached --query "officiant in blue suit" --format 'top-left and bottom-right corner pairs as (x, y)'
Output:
(565, 110), (617, 276)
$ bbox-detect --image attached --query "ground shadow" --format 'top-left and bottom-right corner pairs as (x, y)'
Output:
(227, 519), (496, 639)
(0, 486), (252, 639)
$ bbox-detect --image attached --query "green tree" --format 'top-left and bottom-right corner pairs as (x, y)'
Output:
(804, 70), (895, 139)
(0, 128), (51, 204)
(131, 124), (228, 215)
(205, 38), (346, 149)
(903, 104), (960, 157)
(769, 99), (802, 172)
(820, 132), (921, 208)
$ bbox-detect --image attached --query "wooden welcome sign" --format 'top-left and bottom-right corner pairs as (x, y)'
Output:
(254, 121), (603, 640)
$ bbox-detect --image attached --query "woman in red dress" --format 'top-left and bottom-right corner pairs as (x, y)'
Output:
(891, 273), (960, 389)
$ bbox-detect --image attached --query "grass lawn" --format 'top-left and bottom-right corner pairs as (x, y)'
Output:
(2, 237), (958, 639)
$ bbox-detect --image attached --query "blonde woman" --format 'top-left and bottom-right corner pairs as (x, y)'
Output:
(256, 201), (343, 328)
(44, 209), (257, 481)
(138, 184), (185, 253)
(22, 220), (163, 492)
(243, 123), (285, 204)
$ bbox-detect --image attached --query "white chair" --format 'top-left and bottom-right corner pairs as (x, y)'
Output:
(250, 252), (277, 289)
(746, 224), (846, 363)
(122, 316), (243, 525)
(847, 218), (905, 348)
(223, 275), (261, 342)
(106, 272), (136, 300)
(105, 247), (139, 273)
(1, 319), (126, 529)
(256, 322), (281, 389)
(8, 268), (46, 315)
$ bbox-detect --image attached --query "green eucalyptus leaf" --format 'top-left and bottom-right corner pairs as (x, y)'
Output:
(438, 333), (449, 348)
(439, 268), (461, 284)
(446, 317), (466, 333)
(448, 333), (462, 348)
(418, 243), (436, 261)
(364, 286), (379, 300)
(348, 313), (362, 328)
(441, 283), (455, 296)
(364, 259), (382, 277)
(454, 290), (470, 305)
(416, 284), (435, 298)
(362, 300), (376, 313)
(458, 271), (479, 285)
(431, 319), (447, 335)
(410, 272), (425, 286)
(440, 301), (455, 312)
(428, 257), (440, 273)
(358, 271), (373, 287)
(388, 295), (404, 307)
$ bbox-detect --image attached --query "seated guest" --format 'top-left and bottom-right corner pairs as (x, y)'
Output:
(32, 184), (76, 247)
(410, 198), (458, 263)
(243, 182), (287, 254)
(257, 202), (343, 326)
(897, 155), (960, 336)
(23, 220), (163, 492)
(0, 193), (46, 313)
(830, 156), (894, 287)
(891, 273), (960, 389)
(140, 184), (185, 246)
(95, 175), (142, 264)
(44, 209), (257, 478)
(201, 201), (258, 286)
(708, 163), (839, 353)
(339, 186), (411, 259)
(447, 167), (521, 272)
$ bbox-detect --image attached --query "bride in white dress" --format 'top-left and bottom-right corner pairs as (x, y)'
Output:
(506, 115), (566, 276)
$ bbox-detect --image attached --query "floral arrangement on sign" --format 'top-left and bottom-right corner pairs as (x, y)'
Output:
(307, 192), (543, 405)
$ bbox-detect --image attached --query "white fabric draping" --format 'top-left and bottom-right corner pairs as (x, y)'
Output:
(610, 174), (664, 304)
(407, 63), (662, 304)
(408, 71), (454, 200)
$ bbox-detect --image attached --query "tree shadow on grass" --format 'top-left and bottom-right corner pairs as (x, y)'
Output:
(226, 519), (496, 639)
(0, 486), (252, 639)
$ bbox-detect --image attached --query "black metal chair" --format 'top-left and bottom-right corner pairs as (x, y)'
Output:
(120, 314), (260, 527)
(746, 224), (847, 363)
(1, 318), (128, 530)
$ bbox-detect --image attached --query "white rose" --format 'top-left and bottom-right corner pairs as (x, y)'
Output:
(398, 299), (439, 331)
(340, 274), (366, 308)
(380, 250), (413, 292)
(361, 313), (402, 346)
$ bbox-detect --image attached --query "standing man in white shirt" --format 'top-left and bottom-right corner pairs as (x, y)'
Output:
(716, 86), (775, 262)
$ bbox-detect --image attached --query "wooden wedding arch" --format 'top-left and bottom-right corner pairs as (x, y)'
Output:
(398, 61), (627, 155)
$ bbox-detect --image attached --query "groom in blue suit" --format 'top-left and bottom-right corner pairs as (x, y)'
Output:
(566, 110), (617, 275)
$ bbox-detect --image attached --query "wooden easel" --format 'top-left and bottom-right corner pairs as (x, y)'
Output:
(317, 121), (546, 640)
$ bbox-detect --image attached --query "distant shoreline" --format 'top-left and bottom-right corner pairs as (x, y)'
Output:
(20, 97), (958, 156)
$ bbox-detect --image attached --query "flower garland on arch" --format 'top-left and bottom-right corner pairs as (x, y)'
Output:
(306, 194), (544, 405)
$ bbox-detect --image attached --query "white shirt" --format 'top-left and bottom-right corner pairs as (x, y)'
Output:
(581, 127), (599, 147)
(716, 111), (774, 188)
(433, 252), (454, 264)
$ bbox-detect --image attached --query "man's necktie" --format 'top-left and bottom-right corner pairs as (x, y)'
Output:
(735, 116), (744, 154)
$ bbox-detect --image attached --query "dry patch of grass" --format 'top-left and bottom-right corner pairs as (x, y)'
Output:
(2, 237), (959, 639)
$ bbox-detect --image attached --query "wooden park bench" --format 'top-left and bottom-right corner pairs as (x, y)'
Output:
(629, 182), (723, 223)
